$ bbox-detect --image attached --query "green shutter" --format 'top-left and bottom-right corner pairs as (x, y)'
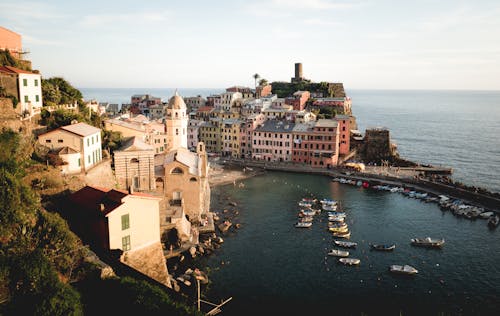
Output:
(23, 79), (27, 86)
(121, 214), (130, 230)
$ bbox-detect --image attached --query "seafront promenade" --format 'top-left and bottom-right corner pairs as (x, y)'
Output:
(217, 158), (500, 212)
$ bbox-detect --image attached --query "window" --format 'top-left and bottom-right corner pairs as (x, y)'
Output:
(58, 139), (63, 143)
(176, 129), (179, 135)
(88, 155), (91, 163)
(34, 79), (39, 86)
(92, 136), (94, 144)
(171, 167), (184, 174)
(35, 95), (39, 102)
(121, 214), (130, 230)
(78, 158), (80, 166)
(45, 139), (51, 143)
(24, 95), (29, 102)
(23, 79), (27, 86)
(122, 235), (131, 251)
(87, 139), (90, 146)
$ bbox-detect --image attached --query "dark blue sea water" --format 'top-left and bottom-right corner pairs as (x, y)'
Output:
(204, 172), (500, 315)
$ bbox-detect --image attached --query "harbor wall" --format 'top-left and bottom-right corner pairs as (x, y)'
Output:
(222, 159), (500, 212)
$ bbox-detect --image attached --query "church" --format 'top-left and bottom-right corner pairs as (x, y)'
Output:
(161, 91), (211, 235)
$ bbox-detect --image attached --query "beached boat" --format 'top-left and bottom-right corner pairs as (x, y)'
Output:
(410, 237), (445, 248)
(371, 244), (396, 251)
(327, 249), (349, 257)
(332, 231), (351, 239)
(295, 222), (312, 228)
(389, 265), (418, 275)
(334, 240), (357, 248)
(339, 258), (360, 265)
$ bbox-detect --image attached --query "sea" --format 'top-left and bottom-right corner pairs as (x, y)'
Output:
(80, 88), (500, 314)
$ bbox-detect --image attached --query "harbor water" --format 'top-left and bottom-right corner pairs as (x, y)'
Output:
(204, 172), (500, 314)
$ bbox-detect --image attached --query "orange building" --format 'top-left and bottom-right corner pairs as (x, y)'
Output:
(285, 90), (310, 111)
(0, 26), (23, 59)
(334, 115), (351, 155)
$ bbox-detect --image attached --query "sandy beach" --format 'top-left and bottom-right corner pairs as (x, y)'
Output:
(208, 160), (262, 187)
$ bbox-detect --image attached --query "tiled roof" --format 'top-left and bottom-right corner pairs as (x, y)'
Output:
(61, 122), (101, 137)
(117, 136), (154, 152)
(315, 119), (338, 128)
(254, 120), (295, 133)
(69, 186), (126, 216)
(0, 65), (38, 75)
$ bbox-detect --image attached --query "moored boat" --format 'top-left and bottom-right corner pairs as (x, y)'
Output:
(371, 244), (396, 251)
(339, 258), (360, 265)
(410, 237), (445, 248)
(332, 231), (351, 239)
(295, 222), (312, 228)
(327, 249), (349, 257)
(328, 226), (349, 233)
(334, 240), (357, 248)
(389, 265), (418, 275)
(328, 222), (347, 228)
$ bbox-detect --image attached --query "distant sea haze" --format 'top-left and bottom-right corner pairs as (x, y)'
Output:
(80, 88), (500, 193)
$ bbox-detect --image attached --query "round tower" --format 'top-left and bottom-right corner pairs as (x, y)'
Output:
(165, 90), (188, 151)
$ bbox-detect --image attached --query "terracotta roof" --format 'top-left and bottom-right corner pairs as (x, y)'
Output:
(69, 186), (127, 216)
(0, 65), (37, 75)
(117, 136), (154, 152)
(197, 106), (214, 112)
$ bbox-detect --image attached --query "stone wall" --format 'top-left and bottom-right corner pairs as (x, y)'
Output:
(360, 128), (398, 163)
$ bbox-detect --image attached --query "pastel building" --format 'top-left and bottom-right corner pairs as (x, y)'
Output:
(334, 114), (351, 155)
(0, 65), (42, 118)
(285, 90), (310, 111)
(0, 26), (22, 59)
(38, 122), (102, 173)
(221, 118), (243, 158)
(252, 120), (294, 162)
(240, 113), (265, 159)
(292, 119), (339, 168)
(165, 91), (188, 151)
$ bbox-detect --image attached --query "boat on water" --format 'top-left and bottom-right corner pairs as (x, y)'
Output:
(339, 258), (360, 265)
(328, 249), (349, 257)
(479, 211), (494, 219)
(334, 240), (357, 248)
(329, 226), (349, 233)
(389, 265), (418, 275)
(488, 215), (499, 228)
(322, 204), (337, 211)
(299, 209), (316, 216)
(327, 215), (345, 223)
(301, 198), (317, 203)
(371, 244), (396, 251)
(328, 211), (346, 217)
(299, 216), (313, 223)
(295, 222), (312, 228)
(328, 221), (347, 228)
(332, 231), (351, 239)
(320, 198), (337, 206)
(298, 201), (313, 208)
(410, 237), (445, 248)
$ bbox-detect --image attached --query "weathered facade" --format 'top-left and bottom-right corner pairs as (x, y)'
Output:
(114, 136), (156, 191)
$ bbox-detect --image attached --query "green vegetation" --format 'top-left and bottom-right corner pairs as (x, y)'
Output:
(78, 276), (202, 316)
(271, 81), (332, 98)
(42, 77), (83, 107)
(0, 49), (31, 71)
(0, 129), (84, 315)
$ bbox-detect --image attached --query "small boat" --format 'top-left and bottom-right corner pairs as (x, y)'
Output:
(327, 249), (349, 257)
(332, 231), (351, 239)
(410, 237), (445, 248)
(329, 226), (349, 233)
(339, 258), (360, 265)
(320, 199), (337, 206)
(334, 240), (357, 248)
(479, 211), (494, 219)
(328, 222), (347, 228)
(299, 209), (316, 216)
(301, 198), (317, 203)
(488, 215), (499, 228)
(322, 204), (337, 211)
(295, 222), (312, 228)
(328, 211), (346, 217)
(299, 216), (313, 223)
(371, 244), (396, 251)
(327, 216), (345, 223)
(298, 201), (313, 208)
(389, 265), (418, 275)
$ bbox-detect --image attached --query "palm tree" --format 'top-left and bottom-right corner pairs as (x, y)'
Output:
(258, 78), (268, 86)
(253, 73), (260, 90)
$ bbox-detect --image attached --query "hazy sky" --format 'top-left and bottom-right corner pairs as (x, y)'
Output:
(1, 0), (499, 90)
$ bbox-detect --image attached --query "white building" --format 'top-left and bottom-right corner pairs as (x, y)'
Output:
(0, 65), (42, 118)
(165, 91), (188, 151)
(38, 122), (102, 172)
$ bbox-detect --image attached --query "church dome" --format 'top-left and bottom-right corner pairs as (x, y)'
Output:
(167, 90), (187, 110)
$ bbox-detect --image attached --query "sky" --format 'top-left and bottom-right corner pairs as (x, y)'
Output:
(1, 0), (499, 90)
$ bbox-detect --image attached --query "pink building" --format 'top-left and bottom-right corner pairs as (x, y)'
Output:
(0, 26), (22, 59)
(292, 119), (339, 168)
(313, 97), (352, 115)
(252, 120), (294, 162)
(334, 115), (351, 156)
(285, 91), (310, 111)
(240, 113), (265, 158)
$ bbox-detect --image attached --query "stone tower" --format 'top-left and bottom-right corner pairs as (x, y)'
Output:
(165, 90), (188, 151)
(291, 62), (304, 83)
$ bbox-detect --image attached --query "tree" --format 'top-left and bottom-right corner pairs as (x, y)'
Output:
(258, 78), (268, 86)
(253, 73), (260, 90)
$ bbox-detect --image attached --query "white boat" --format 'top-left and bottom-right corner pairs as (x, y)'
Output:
(299, 216), (313, 222)
(320, 199), (337, 206)
(298, 201), (313, 208)
(480, 211), (494, 219)
(328, 211), (346, 217)
(339, 258), (360, 265)
(328, 216), (345, 223)
(299, 209), (316, 216)
(328, 249), (349, 257)
(328, 222), (347, 228)
(322, 204), (337, 211)
(389, 265), (418, 275)
(334, 240), (357, 248)
(411, 237), (445, 248)
(295, 222), (312, 228)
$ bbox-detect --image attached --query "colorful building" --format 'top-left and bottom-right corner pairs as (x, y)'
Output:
(334, 114), (351, 155)
(252, 120), (294, 162)
(285, 90), (310, 111)
(292, 119), (339, 168)
(0, 65), (42, 118)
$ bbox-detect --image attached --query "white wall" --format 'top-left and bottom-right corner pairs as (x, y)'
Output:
(83, 132), (102, 170)
(18, 73), (42, 114)
(107, 195), (161, 251)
